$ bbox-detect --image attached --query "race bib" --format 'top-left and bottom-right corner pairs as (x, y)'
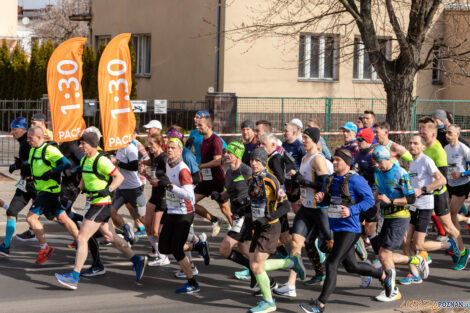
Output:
(231, 216), (245, 233)
(300, 187), (306, 200)
(330, 195), (342, 205)
(327, 204), (342, 218)
(201, 168), (213, 181)
(15, 179), (27, 192)
(447, 164), (457, 181)
(251, 202), (266, 220)
(166, 190), (180, 207)
(407, 204), (417, 212)
(84, 196), (92, 212)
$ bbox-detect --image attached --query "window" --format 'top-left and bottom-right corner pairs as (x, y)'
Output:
(298, 34), (338, 80)
(432, 45), (442, 85)
(95, 35), (110, 51)
(353, 37), (390, 81)
(132, 34), (151, 77)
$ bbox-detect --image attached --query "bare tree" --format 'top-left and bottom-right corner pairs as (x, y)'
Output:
(32, 0), (88, 44)
(227, 0), (470, 136)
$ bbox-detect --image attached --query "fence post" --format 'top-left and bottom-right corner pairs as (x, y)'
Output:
(324, 97), (331, 142)
(411, 99), (417, 131)
(371, 99), (374, 112)
(452, 101), (455, 121)
(281, 98), (285, 131)
(235, 96), (238, 133)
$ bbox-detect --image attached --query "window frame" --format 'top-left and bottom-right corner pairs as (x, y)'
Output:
(132, 34), (151, 78)
(94, 35), (111, 52)
(432, 45), (443, 85)
(353, 37), (391, 82)
(298, 33), (339, 82)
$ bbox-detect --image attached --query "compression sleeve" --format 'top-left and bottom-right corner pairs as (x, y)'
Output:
(438, 166), (448, 180)
(117, 160), (139, 171)
(405, 194), (416, 204)
(401, 151), (413, 162)
(171, 184), (195, 202)
(52, 156), (72, 173)
(268, 201), (290, 220)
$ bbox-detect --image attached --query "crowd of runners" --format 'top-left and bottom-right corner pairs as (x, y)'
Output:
(1, 108), (470, 313)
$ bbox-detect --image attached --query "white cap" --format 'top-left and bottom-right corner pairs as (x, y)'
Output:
(143, 120), (162, 129)
(288, 118), (303, 130)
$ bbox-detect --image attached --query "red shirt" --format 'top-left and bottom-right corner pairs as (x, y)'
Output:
(200, 133), (225, 184)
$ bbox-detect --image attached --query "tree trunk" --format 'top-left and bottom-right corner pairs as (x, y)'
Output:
(384, 71), (415, 146)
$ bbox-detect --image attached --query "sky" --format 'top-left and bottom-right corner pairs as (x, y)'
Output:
(18, 0), (58, 9)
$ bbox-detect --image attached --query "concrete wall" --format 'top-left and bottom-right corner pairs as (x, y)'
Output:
(91, 0), (218, 101)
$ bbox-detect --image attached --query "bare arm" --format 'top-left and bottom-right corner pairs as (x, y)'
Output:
(200, 155), (222, 169)
(109, 168), (124, 191)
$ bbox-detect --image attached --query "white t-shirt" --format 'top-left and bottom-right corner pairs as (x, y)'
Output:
(115, 143), (142, 189)
(444, 142), (470, 187)
(409, 154), (438, 209)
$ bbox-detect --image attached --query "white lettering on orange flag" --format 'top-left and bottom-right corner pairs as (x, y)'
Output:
(98, 33), (136, 151)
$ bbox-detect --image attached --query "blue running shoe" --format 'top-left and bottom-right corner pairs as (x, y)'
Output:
(447, 238), (461, 264)
(55, 273), (79, 290)
(454, 248), (470, 271)
(175, 283), (200, 294)
(399, 273), (422, 285)
(360, 276), (372, 288)
(81, 264), (106, 277)
(291, 252), (306, 281)
(315, 239), (326, 263)
(299, 299), (325, 313)
(134, 230), (147, 238)
(303, 275), (325, 286)
(234, 267), (250, 280)
(372, 259), (382, 270)
(250, 299), (276, 313)
(198, 233), (210, 266)
(0, 244), (10, 257)
(133, 256), (148, 281)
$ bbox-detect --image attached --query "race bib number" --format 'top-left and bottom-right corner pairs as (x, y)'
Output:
(407, 204), (417, 212)
(201, 168), (213, 181)
(300, 187), (306, 200)
(327, 204), (342, 218)
(166, 190), (180, 207)
(231, 216), (245, 233)
(447, 164), (457, 181)
(251, 202), (266, 220)
(330, 195), (342, 205)
(15, 179), (27, 192)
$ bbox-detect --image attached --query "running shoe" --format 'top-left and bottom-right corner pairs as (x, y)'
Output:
(81, 265), (106, 277)
(355, 237), (368, 262)
(174, 266), (199, 278)
(375, 287), (401, 302)
(399, 273), (422, 285)
(15, 229), (36, 242)
(148, 250), (159, 258)
(197, 233), (210, 266)
(447, 238), (461, 264)
(55, 273), (79, 290)
(364, 237), (371, 246)
(315, 239), (326, 263)
(416, 256), (429, 279)
(273, 282), (297, 298)
(123, 223), (136, 245)
(303, 275), (325, 286)
(36, 245), (55, 264)
(250, 299), (276, 313)
(134, 230), (147, 238)
(454, 248), (470, 271)
(175, 283), (200, 294)
(299, 299), (325, 313)
(371, 259), (382, 270)
(290, 252), (306, 280)
(382, 269), (395, 298)
(436, 235), (449, 242)
(211, 220), (220, 237)
(148, 255), (170, 266)
(133, 255), (148, 281)
(253, 281), (278, 297)
(0, 244), (10, 257)
(360, 276), (372, 288)
(275, 251), (289, 259)
(234, 267), (250, 280)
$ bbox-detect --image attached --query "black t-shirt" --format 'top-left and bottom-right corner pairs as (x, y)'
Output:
(225, 163), (252, 215)
(151, 152), (168, 197)
(267, 152), (285, 185)
(17, 132), (31, 178)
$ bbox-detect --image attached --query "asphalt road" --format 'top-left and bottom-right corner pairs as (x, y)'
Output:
(0, 219), (470, 313)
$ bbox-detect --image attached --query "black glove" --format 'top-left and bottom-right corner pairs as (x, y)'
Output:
(8, 163), (16, 174)
(254, 217), (269, 227)
(210, 191), (221, 201)
(158, 175), (172, 189)
(96, 188), (112, 197)
(292, 172), (306, 186)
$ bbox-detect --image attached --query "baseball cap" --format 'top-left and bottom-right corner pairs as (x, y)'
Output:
(287, 118), (303, 129)
(357, 128), (374, 144)
(196, 110), (210, 118)
(32, 112), (46, 122)
(10, 117), (27, 130)
(143, 120), (162, 129)
(372, 145), (391, 162)
(226, 141), (245, 160)
(340, 122), (357, 133)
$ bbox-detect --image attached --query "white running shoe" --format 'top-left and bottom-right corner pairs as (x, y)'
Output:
(148, 255), (170, 266)
(272, 282), (297, 298)
(211, 221), (220, 237)
(375, 287), (402, 302)
(416, 256), (429, 279)
(174, 267), (199, 278)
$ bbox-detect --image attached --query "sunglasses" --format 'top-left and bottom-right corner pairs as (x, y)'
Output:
(357, 137), (365, 142)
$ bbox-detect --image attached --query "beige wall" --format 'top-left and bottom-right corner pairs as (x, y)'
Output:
(91, 0), (217, 101)
(0, 0), (18, 38)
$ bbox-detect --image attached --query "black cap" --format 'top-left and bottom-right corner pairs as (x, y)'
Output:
(241, 120), (255, 130)
(81, 132), (99, 148)
(303, 127), (320, 143)
(250, 147), (268, 166)
(32, 112), (46, 122)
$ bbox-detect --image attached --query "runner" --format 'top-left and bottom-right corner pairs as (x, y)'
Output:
(0, 118), (36, 256)
(241, 120), (258, 166)
(143, 120), (162, 136)
(194, 115), (232, 236)
(373, 121), (413, 162)
(55, 131), (148, 289)
(432, 109), (470, 148)
(444, 125), (470, 269)
(157, 137), (199, 294)
(306, 118), (331, 161)
(25, 126), (79, 264)
(418, 117), (463, 267)
(395, 135), (445, 285)
(373, 145), (415, 302)
(339, 122), (359, 160)
(274, 127), (333, 299)
(31, 112), (53, 141)
(247, 148), (304, 313)
(362, 110), (377, 144)
(299, 148), (384, 313)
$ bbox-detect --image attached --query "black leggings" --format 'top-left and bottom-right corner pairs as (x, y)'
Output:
(319, 231), (382, 304)
(159, 213), (194, 262)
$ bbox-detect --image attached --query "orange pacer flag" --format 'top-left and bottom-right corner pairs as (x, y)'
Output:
(47, 37), (87, 142)
(98, 33), (136, 151)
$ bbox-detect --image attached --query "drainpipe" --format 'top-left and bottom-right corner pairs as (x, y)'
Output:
(214, 0), (221, 92)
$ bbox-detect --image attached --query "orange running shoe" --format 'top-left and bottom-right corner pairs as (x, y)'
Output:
(36, 245), (55, 264)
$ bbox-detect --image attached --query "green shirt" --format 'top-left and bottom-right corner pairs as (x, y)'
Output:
(81, 152), (116, 204)
(424, 140), (448, 194)
(29, 142), (63, 193)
